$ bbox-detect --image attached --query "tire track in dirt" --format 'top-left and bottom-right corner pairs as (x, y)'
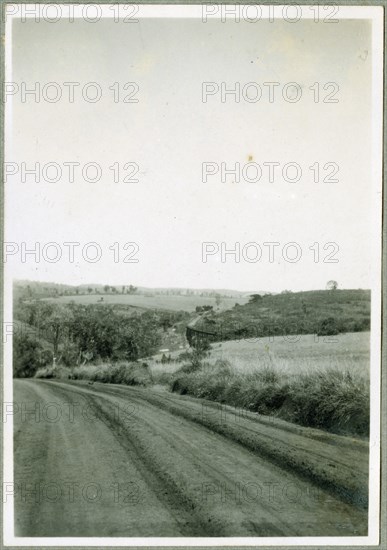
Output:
(13, 379), (369, 537)
(75, 381), (369, 510)
(13, 380), (197, 536)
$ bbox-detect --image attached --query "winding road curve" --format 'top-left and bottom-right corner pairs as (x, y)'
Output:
(13, 379), (369, 537)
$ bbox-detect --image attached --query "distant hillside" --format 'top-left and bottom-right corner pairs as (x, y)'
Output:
(133, 287), (271, 298)
(190, 289), (371, 341)
(40, 293), (249, 313)
(13, 280), (269, 301)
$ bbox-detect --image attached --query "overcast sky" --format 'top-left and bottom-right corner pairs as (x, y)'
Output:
(4, 12), (382, 292)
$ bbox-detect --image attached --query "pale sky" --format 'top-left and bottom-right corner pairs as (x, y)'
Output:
(4, 12), (382, 292)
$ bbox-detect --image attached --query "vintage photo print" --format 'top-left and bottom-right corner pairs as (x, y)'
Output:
(1, 3), (384, 547)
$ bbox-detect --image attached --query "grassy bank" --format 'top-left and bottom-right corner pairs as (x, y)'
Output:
(170, 360), (369, 437)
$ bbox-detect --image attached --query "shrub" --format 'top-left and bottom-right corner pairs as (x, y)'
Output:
(35, 366), (56, 379)
(70, 361), (152, 386)
(35, 360), (152, 387)
(35, 366), (71, 380)
(242, 382), (290, 415)
(180, 339), (211, 372)
(317, 317), (339, 336)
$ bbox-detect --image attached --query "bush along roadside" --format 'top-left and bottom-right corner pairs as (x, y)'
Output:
(35, 361), (152, 387)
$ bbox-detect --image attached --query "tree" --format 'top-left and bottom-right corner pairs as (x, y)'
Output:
(103, 285), (110, 293)
(249, 294), (262, 303)
(40, 305), (74, 356)
(215, 294), (222, 308)
(87, 287), (93, 294)
(13, 299), (164, 370)
(160, 314), (172, 332)
(183, 336), (211, 371)
(13, 333), (50, 378)
(317, 317), (339, 336)
(326, 280), (338, 290)
(122, 286), (126, 294)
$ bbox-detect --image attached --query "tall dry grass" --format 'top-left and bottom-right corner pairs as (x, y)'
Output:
(170, 359), (369, 437)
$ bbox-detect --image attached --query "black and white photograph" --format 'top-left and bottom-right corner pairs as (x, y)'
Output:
(1, 3), (384, 546)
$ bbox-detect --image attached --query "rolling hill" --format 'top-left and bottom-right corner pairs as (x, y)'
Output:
(191, 289), (371, 341)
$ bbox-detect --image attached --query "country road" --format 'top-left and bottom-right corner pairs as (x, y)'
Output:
(13, 379), (369, 537)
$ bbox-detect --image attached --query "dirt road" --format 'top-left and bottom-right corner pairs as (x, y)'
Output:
(13, 379), (369, 537)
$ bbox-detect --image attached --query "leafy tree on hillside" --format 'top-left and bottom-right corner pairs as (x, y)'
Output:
(40, 305), (74, 356)
(317, 317), (339, 336)
(13, 333), (50, 378)
(160, 313), (172, 332)
(113, 310), (162, 360)
(249, 294), (262, 303)
(64, 304), (162, 362)
(326, 280), (338, 290)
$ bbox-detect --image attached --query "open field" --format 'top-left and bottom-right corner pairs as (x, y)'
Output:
(43, 293), (249, 312)
(14, 379), (368, 537)
(207, 332), (370, 377)
(148, 331), (370, 377)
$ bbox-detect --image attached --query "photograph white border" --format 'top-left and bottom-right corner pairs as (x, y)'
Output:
(2, 4), (384, 547)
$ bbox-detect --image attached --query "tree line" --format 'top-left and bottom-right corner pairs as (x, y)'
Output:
(13, 300), (165, 377)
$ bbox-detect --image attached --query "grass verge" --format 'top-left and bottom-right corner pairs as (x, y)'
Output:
(170, 360), (369, 437)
